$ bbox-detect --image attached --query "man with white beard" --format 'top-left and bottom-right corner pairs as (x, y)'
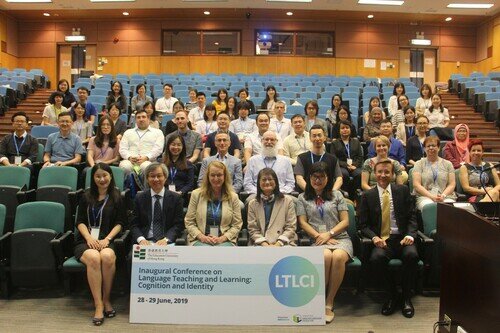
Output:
(243, 131), (295, 195)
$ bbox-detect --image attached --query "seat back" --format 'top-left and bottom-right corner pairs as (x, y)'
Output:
(14, 201), (65, 233)
(455, 169), (464, 194)
(0, 166), (30, 189)
(85, 166), (125, 192)
(0, 203), (6, 234)
(31, 125), (60, 139)
(421, 203), (437, 237)
(37, 166), (78, 191)
(37, 143), (44, 163)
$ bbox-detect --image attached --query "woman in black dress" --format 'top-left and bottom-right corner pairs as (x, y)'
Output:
(74, 163), (126, 326)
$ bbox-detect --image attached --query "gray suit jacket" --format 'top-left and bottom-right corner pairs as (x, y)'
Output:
(247, 195), (297, 246)
(198, 154), (243, 193)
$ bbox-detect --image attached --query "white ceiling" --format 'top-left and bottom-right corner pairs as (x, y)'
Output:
(0, 0), (498, 16)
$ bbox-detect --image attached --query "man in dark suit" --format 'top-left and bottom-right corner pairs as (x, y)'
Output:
(0, 111), (39, 168)
(358, 159), (418, 318)
(130, 162), (184, 245)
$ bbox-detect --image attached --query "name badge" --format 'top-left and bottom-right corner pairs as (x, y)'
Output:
(168, 184), (176, 192)
(90, 227), (100, 239)
(347, 158), (353, 166)
(209, 226), (219, 237)
(318, 225), (327, 233)
(14, 156), (22, 165)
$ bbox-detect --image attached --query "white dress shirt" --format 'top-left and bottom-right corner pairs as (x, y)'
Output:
(270, 117), (292, 140)
(119, 126), (165, 161)
(155, 97), (178, 114)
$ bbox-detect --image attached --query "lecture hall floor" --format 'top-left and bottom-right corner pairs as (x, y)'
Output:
(0, 290), (439, 332)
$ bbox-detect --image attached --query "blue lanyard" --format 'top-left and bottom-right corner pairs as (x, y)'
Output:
(136, 129), (147, 140)
(210, 200), (222, 225)
(315, 197), (325, 219)
(13, 135), (26, 156)
(205, 121), (214, 134)
(89, 195), (109, 228)
(428, 160), (438, 183)
(310, 152), (324, 164)
(419, 140), (425, 156)
(407, 126), (415, 138)
(169, 167), (177, 181)
(275, 121), (283, 134)
(344, 142), (350, 159)
(263, 157), (276, 169)
(97, 145), (109, 159)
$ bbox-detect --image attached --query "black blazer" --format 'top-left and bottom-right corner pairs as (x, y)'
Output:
(358, 184), (417, 240)
(0, 133), (39, 164)
(330, 138), (363, 169)
(406, 136), (425, 164)
(130, 187), (184, 243)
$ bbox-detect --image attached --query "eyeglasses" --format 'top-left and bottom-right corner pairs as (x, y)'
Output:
(416, 122), (428, 125)
(311, 174), (326, 181)
(260, 178), (275, 183)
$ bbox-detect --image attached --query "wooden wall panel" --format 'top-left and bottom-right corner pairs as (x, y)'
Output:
(277, 57), (307, 75)
(335, 58), (358, 76)
(17, 57), (56, 82)
(189, 56), (220, 74)
(138, 56), (161, 74)
(305, 58), (335, 75)
(1, 52), (17, 69)
(102, 56), (140, 75)
(247, 57), (277, 75)
(438, 62), (476, 82)
(219, 56), (248, 74)
(493, 20), (500, 70)
(160, 56), (190, 74)
(476, 57), (492, 74)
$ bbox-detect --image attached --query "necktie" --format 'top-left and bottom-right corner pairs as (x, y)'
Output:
(153, 195), (163, 241)
(381, 189), (391, 240)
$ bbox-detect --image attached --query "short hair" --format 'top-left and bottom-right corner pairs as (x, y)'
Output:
(48, 91), (64, 104)
(380, 118), (392, 126)
(142, 101), (156, 121)
(11, 111), (29, 123)
(309, 124), (325, 135)
(135, 109), (148, 117)
(275, 100), (286, 107)
(163, 83), (173, 89)
(237, 88), (248, 96)
(304, 100), (319, 116)
(77, 86), (89, 93)
(291, 114), (304, 122)
(215, 131), (230, 142)
(372, 135), (391, 149)
(216, 111), (230, 119)
(256, 168), (283, 202)
(144, 162), (168, 179)
(423, 135), (440, 147)
(338, 120), (352, 128)
(416, 115), (429, 123)
(374, 159), (394, 173)
(468, 139), (483, 151)
(237, 100), (251, 111)
(256, 112), (270, 121)
(188, 87), (198, 94)
(58, 111), (72, 119)
(135, 83), (147, 94)
(57, 79), (70, 92)
(196, 91), (206, 98)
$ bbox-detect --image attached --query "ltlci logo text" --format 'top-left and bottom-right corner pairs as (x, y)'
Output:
(133, 246), (146, 260)
(268, 256), (320, 307)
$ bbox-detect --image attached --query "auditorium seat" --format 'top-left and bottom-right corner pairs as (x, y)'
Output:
(0, 166), (31, 234)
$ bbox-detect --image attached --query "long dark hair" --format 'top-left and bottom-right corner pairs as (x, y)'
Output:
(216, 88), (228, 105)
(368, 96), (381, 112)
(428, 93), (445, 113)
(72, 101), (88, 121)
(261, 85), (279, 108)
(110, 80), (125, 98)
(331, 94), (342, 110)
(163, 134), (187, 170)
(86, 162), (120, 205)
(143, 101), (156, 121)
(256, 168), (284, 202)
(57, 79), (70, 94)
(335, 105), (352, 123)
(203, 104), (216, 121)
(304, 162), (332, 201)
(392, 82), (406, 96)
(94, 115), (117, 149)
(419, 83), (433, 98)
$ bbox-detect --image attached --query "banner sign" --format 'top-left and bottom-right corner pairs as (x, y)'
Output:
(130, 246), (325, 325)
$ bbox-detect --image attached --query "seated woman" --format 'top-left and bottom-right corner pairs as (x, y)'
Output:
(130, 83), (153, 113)
(406, 115), (429, 168)
(396, 106), (417, 146)
(74, 163), (126, 326)
(363, 107), (383, 142)
(143, 101), (160, 129)
(363, 96), (385, 125)
(415, 83), (433, 117)
(71, 101), (93, 146)
(326, 94), (342, 127)
(331, 120), (363, 200)
(195, 104), (218, 140)
(361, 136), (405, 191)
(105, 81), (128, 114)
(57, 78), (76, 109)
(413, 136), (456, 210)
(234, 88), (256, 115)
(247, 168), (296, 246)
(304, 100), (328, 133)
(185, 161), (242, 246)
(391, 94), (410, 128)
(41, 91), (67, 126)
(163, 134), (194, 197)
(87, 115), (120, 168)
(425, 93), (452, 140)
(107, 103), (127, 140)
(226, 96), (238, 120)
(459, 139), (500, 202)
(212, 88), (228, 114)
(388, 82), (405, 117)
(329, 105), (357, 139)
(296, 162), (353, 323)
(260, 85), (279, 112)
(185, 88), (198, 112)
(443, 123), (470, 169)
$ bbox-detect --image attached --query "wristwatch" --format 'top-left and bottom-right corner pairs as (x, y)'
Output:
(329, 230), (335, 238)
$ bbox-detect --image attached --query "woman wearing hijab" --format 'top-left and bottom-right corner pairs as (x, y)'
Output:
(443, 123), (470, 169)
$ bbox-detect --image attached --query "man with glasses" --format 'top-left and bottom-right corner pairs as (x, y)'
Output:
(0, 112), (39, 168)
(155, 83), (178, 114)
(198, 132), (242, 193)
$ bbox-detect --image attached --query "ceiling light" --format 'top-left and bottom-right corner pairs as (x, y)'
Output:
(358, 0), (404, 5)
(43, 13), (50, 17)
(411, 39), (431, 46)
(286, 12), (293, 16)
(214, 42), (219, 45)
(5, 0), (52, 3)
(445, 17), (452, 21)
(447, 3), (493, 9)
(122, 12), (129, 16)
(367, 14), (374, 18)
(204, 11), (211, 15)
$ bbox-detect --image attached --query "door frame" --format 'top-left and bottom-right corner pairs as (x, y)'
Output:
(56, 43), (97, 84)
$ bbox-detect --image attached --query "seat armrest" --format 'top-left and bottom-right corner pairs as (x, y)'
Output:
(290, 191), (300, 198)
(238, 192), (251, 203)
(113, 230), (130, 257)
(17, 188), (35, 204)
(237, 229), (248, 246)
(51, 230), (73, 265)
(175, 229), (188, 246)
(0, 232), (12, 263)
(417, 230), (434, 244)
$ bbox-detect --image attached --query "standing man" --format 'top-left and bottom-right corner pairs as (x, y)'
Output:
(155, 83), (178, 114)
(282, 114), (311, 166)
(0, 112), (39, 168)
(43, 111), (85, 167)
(204, 112), (241, 159)
(119, 109), (164, 175)
(198, 132), (243, 193)
(165, 110), (202, 164)
(358, 159), (418, 318)
(131, 162), (184, 245)
(270, 101), (291, 140)
(294, 125), (342, 192)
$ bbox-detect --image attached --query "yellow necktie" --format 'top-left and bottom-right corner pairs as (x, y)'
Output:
(381, 189), (391, 240)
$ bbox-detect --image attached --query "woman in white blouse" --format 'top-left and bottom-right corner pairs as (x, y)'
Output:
(387, 82), (405, 117)
(415, 83), (433, 117)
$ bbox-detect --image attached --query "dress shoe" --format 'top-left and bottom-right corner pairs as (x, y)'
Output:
(402, 298), (415, 318)
(92, 314), (104, 326)
(381, 298), (397, 316)
(104, 309), (116, 318)
(325, 306), (335, 323)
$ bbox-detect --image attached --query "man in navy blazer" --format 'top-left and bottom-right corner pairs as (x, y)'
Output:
(130, 162), (184, 245)
(358, 159), (418, 318)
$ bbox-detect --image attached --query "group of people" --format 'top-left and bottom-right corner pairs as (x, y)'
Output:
(0, 79), (499, 326)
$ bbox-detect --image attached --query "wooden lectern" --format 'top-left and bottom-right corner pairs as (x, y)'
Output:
(437, 203), (500, 333)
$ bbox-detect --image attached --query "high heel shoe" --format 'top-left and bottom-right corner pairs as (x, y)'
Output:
(104, 309), (116, 318)
(325, 306), (335, 323)
(92, 314), (104, 326)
